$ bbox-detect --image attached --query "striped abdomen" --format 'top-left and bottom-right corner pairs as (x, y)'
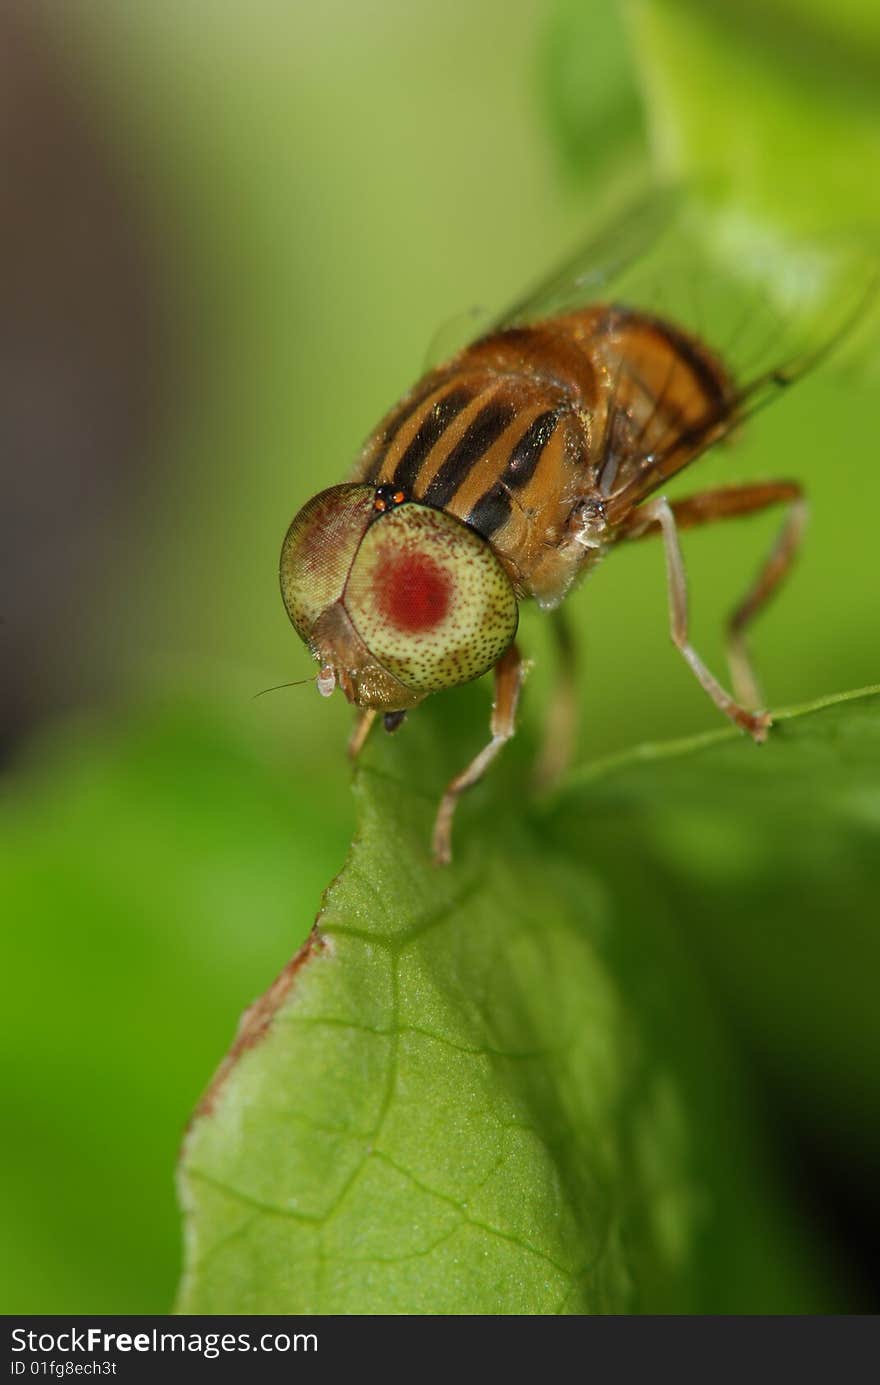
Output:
(351, 305), (733, 602)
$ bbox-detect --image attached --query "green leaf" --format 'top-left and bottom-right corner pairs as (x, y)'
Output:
(540, 0), (880, 394)
(552, 685), (880, 1175)
(538, 0), (649, 185)
(624, 0), (880, 237)
(178, 687), (880, 1313)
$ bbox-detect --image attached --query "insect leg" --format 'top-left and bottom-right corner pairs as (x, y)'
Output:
(432, 642), (524, 867)
(534, 606), (578, 790)
(627, 481), (807, 708)
(724, 492), (807, 708)
(348, 707), (378, 759)
(630, 496), (771, 740)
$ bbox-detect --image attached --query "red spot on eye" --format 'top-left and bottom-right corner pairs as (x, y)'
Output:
(375, 550), (451, 632)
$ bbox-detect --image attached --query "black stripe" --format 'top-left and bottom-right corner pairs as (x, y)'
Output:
(653, 320), (729, 408)
(613, 306), (729, 411)
(423, 399), (516, 508)
(465, 410), (558, 538)
(391, 386), (473, 492)
(466, 481), (511, 538)
(365, 389), (434, 480)
(502, 410), (558, 490)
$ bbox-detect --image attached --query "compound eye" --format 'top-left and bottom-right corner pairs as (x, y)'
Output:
(280, 485), (376, 642)
(343, 503), (518, 691)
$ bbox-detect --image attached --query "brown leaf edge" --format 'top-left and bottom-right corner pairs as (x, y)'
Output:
(186, 923), (328, 1126)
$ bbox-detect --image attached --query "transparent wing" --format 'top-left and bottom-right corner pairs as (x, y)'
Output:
(489, 185), (877, 360)
(422, 305), (493, 373)
(420, 189), (877, 516)
(488, 183), (683, 331)
(465, 188), (877, 516)
(590, 205), (880, 518)
(422, 184), (681, 370)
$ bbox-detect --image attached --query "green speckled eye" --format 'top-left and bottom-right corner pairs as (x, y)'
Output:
(279, 485), (375, 643)
(344, 503), (518, 692)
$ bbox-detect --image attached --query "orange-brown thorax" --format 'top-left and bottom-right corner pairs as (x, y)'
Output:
(352, 305), (734, 607)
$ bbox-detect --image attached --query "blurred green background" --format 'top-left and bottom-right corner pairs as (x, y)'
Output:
(2, 0), (879, 1312)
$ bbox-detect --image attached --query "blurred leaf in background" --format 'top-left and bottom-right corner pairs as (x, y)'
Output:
(1, 705), (351, 1311)
(3, 0), (880, 1314)
(626, 0), (880, 235)
(540, 0), (648, 185)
